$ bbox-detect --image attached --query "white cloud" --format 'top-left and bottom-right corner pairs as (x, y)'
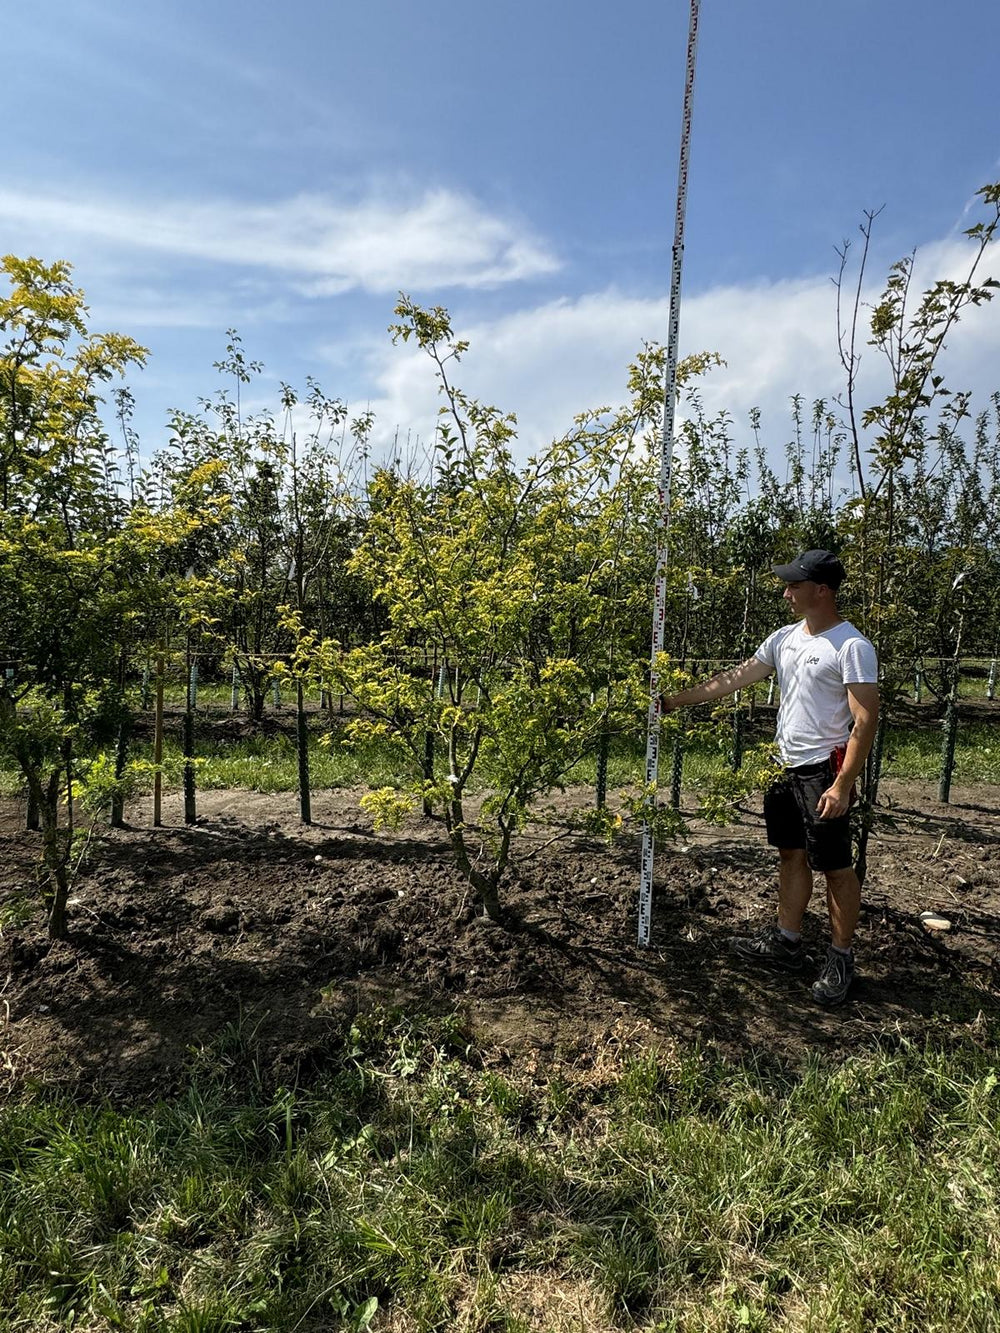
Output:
(356, 236), (1000, 467)
(0, 185), (559, 295)
(357, 282), (836, 457)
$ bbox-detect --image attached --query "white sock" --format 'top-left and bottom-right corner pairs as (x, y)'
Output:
(779, 928), (801, 943)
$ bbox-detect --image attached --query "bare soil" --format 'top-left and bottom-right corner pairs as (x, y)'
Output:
(2, 781), (999, 1100)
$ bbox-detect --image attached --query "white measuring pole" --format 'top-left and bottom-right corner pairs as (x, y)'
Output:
(638, 0), (701, 947)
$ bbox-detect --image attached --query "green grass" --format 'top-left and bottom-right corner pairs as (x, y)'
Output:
(0, 733), (412, 800)
(151, 730), (733, 798)
(132, 732), (416, 794)
(883, 722), (1000, 785)
(573, 723), (1000, 790)
(160, 682), (243, 708)
(157, 683), (335, 711)
(569, 735), (740, 790)
(0, 719), (769, 803)
(3, 718), (1000, 801)
(957, 677), (997, 702)
(2, 1011), (999, 1331)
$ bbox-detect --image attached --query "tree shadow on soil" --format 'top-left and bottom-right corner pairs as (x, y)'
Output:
(887, 803), (1000, 845)
(3, 806), (999, 1100)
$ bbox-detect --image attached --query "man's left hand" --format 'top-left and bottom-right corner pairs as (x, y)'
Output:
(817, 783), (850, 819)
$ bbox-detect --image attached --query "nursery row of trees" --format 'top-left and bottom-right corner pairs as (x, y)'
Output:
(2, 184), (999, 935)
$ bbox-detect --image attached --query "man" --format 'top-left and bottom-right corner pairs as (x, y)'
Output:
(660, 550), (879, 1006)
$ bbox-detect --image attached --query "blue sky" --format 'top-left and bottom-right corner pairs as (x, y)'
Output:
(3, 0), (999, 468)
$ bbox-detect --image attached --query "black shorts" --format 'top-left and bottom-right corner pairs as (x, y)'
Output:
(763, 759), (853, 873)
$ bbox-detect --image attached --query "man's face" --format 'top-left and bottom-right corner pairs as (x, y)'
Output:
(782, 579), (824, 616)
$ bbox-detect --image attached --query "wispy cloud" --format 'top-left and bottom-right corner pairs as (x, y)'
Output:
(356, 236), (1000, 461)
(0, 185), (559, 295)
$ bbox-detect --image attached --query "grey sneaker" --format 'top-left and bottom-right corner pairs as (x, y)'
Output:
(812, 947), (855, 1006)
(730, 925), (805, 972)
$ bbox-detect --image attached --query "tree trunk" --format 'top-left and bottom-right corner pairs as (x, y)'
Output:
(474, 871), (503, 922)
(153, 649), (164, 827)
(670, 731), (684, 809)
(854, 709), (887, 889)
(183, 638), (197, 824)
(422, 728), (435, 816)
(111, 650), (131, 829)
(40, 770), (71, 939)
(45, 840), (71, 938)
(110, 714), (131, 829)
(249, 678), (266, 725)
(445, 795), (504, 921)
(730, 707), (745, 772)
(595, 729), (610, 809)
(296, 679), (312, 825)
(938, 695), (959, 805)
(0, 694), (69, 922)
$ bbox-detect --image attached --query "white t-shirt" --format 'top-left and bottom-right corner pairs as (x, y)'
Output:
(754, 620), (878, 767)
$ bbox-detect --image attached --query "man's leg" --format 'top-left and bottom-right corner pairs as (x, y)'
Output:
(778, 847), (813, 934)
(790, 766), (858, 1004)
(823, 866), (860, 950)
(730, 775), (810, 970)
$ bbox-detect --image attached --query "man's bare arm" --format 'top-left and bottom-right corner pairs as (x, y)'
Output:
(816, 682), (880, 819)
(661, 656), (773, 712)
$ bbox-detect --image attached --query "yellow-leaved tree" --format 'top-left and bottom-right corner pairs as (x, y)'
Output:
(285, 299), (723, 920)
(0, 256), (222, 937)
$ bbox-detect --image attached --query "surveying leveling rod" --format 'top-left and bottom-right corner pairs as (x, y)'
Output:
(638, 0), (701, 947)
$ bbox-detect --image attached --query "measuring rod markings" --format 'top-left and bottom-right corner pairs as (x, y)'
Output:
(638, 0), (701, 947)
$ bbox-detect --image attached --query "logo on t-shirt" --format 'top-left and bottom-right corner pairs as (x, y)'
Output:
(805, 655), (820, 665)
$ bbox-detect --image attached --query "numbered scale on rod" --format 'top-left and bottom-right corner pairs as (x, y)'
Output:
(638, 0), (702, 948)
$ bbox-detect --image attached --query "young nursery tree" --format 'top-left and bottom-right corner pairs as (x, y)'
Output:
(155, 343), (379, 727)
(285, 299), (693, 919)
(834, 182), (1000, 871)
(837, 183), (1000, 673)
(0, 255), (219, 937)
(150, 371), (291, 725)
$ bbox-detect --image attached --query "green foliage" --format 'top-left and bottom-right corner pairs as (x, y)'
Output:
(359, 785), (417, 830)
(693, 740), (783, 826)
(827, 181), (1000, 860)
(0, 255), (213, 935)
(75, 750), (156, 817)
(287, 296), (715, 916)
(152, 338), (379, 722)
(838, 184), (1000, 685)
(620, 781), (689, 841)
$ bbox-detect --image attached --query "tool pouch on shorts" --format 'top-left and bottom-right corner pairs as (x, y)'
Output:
(830, 743), (858, 806)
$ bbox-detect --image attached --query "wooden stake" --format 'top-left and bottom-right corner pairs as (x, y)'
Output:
(153, 647), (164, 827)
(297, 679), (312, 825)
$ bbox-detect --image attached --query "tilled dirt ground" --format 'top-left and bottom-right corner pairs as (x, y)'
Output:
(2, 780), (999, 1099)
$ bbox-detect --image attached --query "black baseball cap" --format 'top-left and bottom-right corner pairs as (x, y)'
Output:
(772, 549), (845, 590)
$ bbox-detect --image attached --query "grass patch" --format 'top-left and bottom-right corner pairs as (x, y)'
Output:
(158, 682), (334, 711)
(572, 721), (1000, 792)
(126, 730), (759, 804)
(882, 722), (1000, 785)
(3, 717), (1000, 800)
(568, 734), (737, 790)
(130, 732), (418, 794)
(1, 1011), (998, 1331)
